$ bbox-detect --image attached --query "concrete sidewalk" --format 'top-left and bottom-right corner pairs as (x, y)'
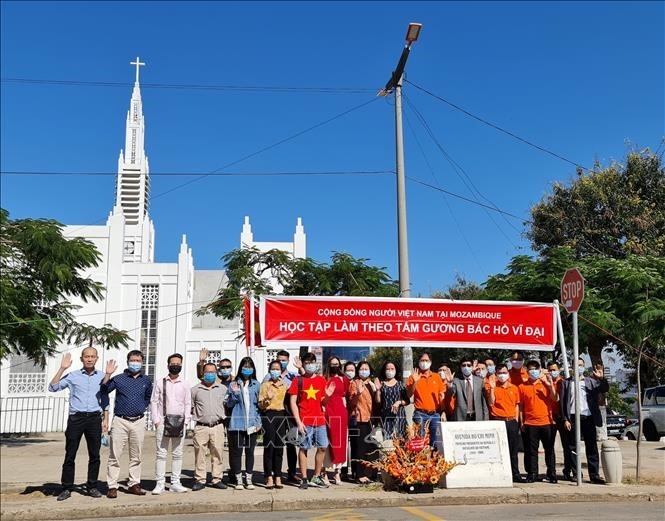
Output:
(1, 432), (664, 521)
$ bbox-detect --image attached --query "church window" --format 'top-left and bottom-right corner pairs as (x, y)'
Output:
(130, 129), (137, 164)
(140, 284), (159, 378)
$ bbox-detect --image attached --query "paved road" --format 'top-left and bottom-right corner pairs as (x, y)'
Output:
(73, 501), (665, 521)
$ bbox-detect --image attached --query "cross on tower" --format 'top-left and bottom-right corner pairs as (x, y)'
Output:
(130, 57), (146, 83)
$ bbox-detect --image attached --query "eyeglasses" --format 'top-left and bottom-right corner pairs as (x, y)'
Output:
(461, 363), (472, 367)
(219, 365), (232, 369)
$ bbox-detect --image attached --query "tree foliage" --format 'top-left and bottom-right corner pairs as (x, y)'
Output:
(528, 149), (665, 258)
(203, 246), (399, 321)
(0, 209), (130, 365)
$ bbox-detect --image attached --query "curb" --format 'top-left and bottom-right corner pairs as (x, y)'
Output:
(1, 485), (664, 521)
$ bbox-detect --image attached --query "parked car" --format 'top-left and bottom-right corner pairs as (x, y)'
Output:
(606, 413), (627, 438)
(642, 385), (665, 441)
(621, 420), (645, 441)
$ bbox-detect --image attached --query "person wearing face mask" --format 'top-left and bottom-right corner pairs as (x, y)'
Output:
(340, 361), (357, 482)
(508, 351), (528, 386)
(149, 353), (191, 494)
(489, 364), (524, 483)
(406, 352), (446, 447)
(546, 361), (571, 480)
(262, 350), (302, 485)
(288, 352), (333, 489)
(518, 360), (558, 483)
(344, 361), (356, 381)
(560, 358), (609, 484)
(438, 364), (456, 420)
(444, 357), (490, 422)
(225, 357), (261, 490)
(101, 350), (152, 498)
(347, 361), (379, 484)
(258, 360), (289, 489)
(376, 361), (407, 439)
(323, 356), (350, 485)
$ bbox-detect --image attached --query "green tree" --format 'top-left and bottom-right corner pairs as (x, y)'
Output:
(528, 148), (665, 258)
(203, 247), (399, 321)
(0, 209), (130, 365)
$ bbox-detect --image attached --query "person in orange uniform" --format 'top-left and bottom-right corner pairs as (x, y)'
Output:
(519, 360), (558, 483)
(489, 364), (524, 483)
(546, 361), (571, 479)
(437, 363), (455, 420)
(407, 352), (446, 447)
(509, 351), (530, 472)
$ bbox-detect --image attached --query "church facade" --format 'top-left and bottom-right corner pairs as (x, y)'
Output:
(0, 61), (305, 432)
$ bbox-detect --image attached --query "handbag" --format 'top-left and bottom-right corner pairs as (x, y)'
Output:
(162, 379), (185, 438)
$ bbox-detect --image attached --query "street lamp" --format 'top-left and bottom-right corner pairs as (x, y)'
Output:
(379, 22), (422, 378)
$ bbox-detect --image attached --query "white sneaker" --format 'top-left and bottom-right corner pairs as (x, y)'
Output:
(245, 481), (255, 490)
(151, 482), (165, 495)
(234, 483), (244, 490)
(170, 482), (188, 493)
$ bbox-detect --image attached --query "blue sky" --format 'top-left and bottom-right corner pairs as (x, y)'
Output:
(2, 1), (663, 297)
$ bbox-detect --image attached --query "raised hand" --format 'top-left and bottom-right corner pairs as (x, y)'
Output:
(293, 356), (302, 370)
(472, 359), (479, 370)
(230, 381), (240, 393)
(60, 353), (72, 370)
(411, 369), (422, 383)
(592, 364), (604, 379)
(199, 348), (209, 362)
(374, 378), (382, 391)
(105, 359), (118, 375)
(325, 381), (336, 398)
(443, 367), (454, 383)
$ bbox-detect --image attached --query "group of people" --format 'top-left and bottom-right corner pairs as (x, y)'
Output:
(49, 346), (609, 501)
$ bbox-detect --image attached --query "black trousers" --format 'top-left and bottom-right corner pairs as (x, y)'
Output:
(349, 421), (376, 480)
(567, 415), (601, 478)
(554, 416), (573, 473)
(525, 424), (556, 478)
(502, 419), (521, 479)
(520, 427), (530, 475)
(262, 411), (287, 478)
(228, 430), (257, 477)
(61, 412), (102, 489)
(285, 416), (297, 477)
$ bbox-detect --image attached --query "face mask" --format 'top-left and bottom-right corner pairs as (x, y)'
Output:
(438, 371), (446, 379)
(304, 363), (318, 374)
(345, 371), (355, 379)
(487, 365), (496, 375)
(477, 369), (488, 378)
(269, 369), (281, 380)
(168, 364), (182, 375)
(329, 365), (340, 374)
(419, 361), (431, 371)
(280, 360), (288, 370)
(128, 362), (142, 373)
(241, 367), (254, 378)
(528, 369), (540, 380)
(218, 368), (232, 378)
(203, 373), (216, 384)
(550, 370), (560, 379)
(461, 366), (473, 377)
(497, 373), (509, 383)
(386, 370), (396, 379)
(512, 360), (524, 369)
(577, 366), (585, 376)
(359, 369), (370, 379)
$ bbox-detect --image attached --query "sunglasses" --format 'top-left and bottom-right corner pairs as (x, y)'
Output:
(461, 363), (472, 367)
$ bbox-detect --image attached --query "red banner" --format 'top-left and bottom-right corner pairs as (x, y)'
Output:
(261, 296), (556, 351)
(244, 296), (262, 348)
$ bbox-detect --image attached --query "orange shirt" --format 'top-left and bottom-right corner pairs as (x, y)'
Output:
(407, 371), (446, 412)
(490, 382), (520, 420)
(509, 367), (528, 387)
(519, 380), (554, 426)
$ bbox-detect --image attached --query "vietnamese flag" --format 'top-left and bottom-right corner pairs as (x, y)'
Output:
(244, 295), (262, 348)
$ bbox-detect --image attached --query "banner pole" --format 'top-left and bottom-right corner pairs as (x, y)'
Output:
(249, 293), (255, 357)
(554, 300), (570, 379)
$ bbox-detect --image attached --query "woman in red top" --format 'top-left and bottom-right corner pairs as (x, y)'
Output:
(323, 356), (349, 485)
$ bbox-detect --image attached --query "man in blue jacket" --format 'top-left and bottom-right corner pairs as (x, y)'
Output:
(560, 357), (609, 484)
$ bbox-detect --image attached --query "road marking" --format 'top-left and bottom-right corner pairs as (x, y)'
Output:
(401, 506), (445, 521)
(311, 508), (374, 520)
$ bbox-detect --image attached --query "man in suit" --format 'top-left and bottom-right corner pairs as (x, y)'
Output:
(560, 357), (609, 484)
(444, 358), (489, 421)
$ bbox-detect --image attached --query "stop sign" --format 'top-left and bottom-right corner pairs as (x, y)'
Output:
(561, 268), (585, 313)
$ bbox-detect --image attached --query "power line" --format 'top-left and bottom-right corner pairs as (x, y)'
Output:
(1, 170), (390, 178)
(1, 77), (374, 94)
(148, 96), (380, 202)
(405, 79), (588, 171)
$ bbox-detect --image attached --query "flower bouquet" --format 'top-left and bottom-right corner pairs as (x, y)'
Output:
(360, 422), (460, 493)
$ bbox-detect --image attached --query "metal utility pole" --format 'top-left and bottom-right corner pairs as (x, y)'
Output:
(379, 23), (422, 378)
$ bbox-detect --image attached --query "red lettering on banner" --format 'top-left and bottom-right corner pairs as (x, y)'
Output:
(261, 297), (556, 351)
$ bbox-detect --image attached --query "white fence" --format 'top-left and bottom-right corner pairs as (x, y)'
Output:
(0, 395), (70, 434)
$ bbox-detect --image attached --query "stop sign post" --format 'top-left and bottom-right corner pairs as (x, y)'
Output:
(561, 267), (585, 486)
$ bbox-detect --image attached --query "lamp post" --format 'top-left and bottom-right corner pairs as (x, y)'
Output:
(379, 23), (422, 378)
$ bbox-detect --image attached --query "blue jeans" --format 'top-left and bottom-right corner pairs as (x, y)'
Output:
(413, 410), (441, 448)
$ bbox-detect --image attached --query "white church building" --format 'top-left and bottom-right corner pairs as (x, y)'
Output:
(0, 60), (306, 433)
